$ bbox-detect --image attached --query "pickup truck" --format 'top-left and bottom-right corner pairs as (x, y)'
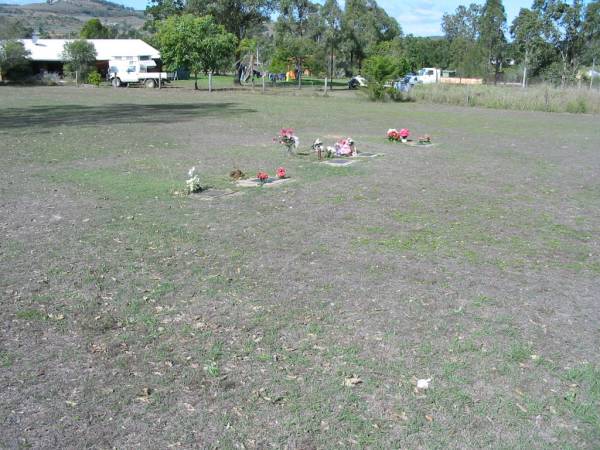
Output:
(108, 60), (172, 88)
(416, 68), (441, 84)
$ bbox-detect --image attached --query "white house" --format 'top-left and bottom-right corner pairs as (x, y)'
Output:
(18, 38), (161, 75)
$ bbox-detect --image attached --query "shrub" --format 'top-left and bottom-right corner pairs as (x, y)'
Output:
(566, 96), (588, 114)
(0, 40), (32, 81)
(87, 70), (102, 86)
(363, 55), (400, 101)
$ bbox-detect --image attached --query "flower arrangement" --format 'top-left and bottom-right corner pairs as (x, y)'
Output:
(399, 128), (410, 142)
(229, 168), (246, 180)
(334, 137), (357, 157)
(387, 129), (400, 142)
(275, 128), (299, 155)
(276, 167), (286, 179)
(417, 135), (431, 145)
(312, 138), (325, 160)
(186, 166), (202, 194)
(257, 171), (269, 185)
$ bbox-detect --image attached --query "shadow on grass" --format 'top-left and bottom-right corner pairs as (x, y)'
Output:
(0, 102), (256, 129)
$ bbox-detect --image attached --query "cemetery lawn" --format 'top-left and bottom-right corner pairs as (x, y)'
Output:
(1, 86), (599, 449)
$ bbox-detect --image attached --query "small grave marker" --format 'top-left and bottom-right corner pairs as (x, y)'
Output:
(236, 178), (296, 188)
(322, 159), (357, 167)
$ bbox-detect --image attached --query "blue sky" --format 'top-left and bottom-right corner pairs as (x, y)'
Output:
(382, 0), (525, 36)
(3, 0), (533, 36)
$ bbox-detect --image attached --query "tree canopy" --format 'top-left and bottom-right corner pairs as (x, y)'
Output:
(62, 40), (97, 83)
(0, 40), (31, 81)
(139, 0), (600, 87)
(157, 14), (237, 90)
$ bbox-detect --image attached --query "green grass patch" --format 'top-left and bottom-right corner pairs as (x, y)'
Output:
(15, 309), (47, 321)
(53, 168), (180, 200)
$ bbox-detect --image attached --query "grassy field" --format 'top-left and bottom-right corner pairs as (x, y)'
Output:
(411, 83), (600, 114)
(1, 85), (599, 449)
(169, 75), (349, 90)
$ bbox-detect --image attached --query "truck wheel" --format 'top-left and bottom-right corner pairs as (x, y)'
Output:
(145, 79), (156, 88)
(111, 77), (121, 88)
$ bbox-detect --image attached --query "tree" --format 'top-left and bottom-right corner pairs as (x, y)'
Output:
(441, 3), (487, 77)
(62, 40), (97, 84)
(196, 16), (238, 91)
(0, 40), (31, 81)
(511, 8), (546, 87)
(185, 0), (275, 84)
(402, 36), (451, 71)
(274, 0), (321, 86)
(80, 18), (111, 38)
(341, 0), (401, 74)
(442, 4), (482, 41)
(583, 0), (600, 87)
(533, 0), (585, 86)
(479, 0), (507, 84)
(158, 14), (237, 91)
(322, 0), (343, 82)
(145, 0), (184, 29)
(362, 54), (399, 100)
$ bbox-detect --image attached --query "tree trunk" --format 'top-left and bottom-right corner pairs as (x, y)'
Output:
(194, 71), (198, 90)
(233, 46), (242, 85)
(330, 42), (334, 89)
(522, 49), (528, 88)
(561, 54), (568, 88)
(208, 72), (212, 93)
(591, 57), (596, 89)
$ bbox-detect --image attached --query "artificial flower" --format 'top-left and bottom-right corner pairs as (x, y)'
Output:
(276, 167), (286, 178)
(387, 129), (400, 141)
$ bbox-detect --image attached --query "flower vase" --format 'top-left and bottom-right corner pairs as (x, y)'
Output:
(401, 138), (407, 143)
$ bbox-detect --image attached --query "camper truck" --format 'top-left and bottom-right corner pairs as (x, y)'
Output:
(108, 56), (172, 88)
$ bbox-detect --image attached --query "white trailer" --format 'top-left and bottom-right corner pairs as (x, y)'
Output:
(108, 58), (171, 88)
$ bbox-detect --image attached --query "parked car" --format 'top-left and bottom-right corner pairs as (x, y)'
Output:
(394, 74), (419, 92)
(348, 75), (368, 89)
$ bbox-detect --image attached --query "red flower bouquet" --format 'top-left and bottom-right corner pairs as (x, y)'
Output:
(257, 171), (269, 185)
(275, 128), (299, 155)
(276, 167), (286, 179)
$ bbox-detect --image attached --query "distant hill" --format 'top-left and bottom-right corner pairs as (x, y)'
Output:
(0, 0), (145, 38)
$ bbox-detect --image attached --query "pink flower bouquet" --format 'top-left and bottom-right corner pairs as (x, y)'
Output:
(334, 137), (357, 156)
(399, 128), (410, 142)
(387, 129), (400, 142)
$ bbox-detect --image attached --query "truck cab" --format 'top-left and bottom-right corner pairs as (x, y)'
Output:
(416, 68), (441, 84)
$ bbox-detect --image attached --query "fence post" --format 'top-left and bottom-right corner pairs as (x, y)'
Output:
(75, 70), (78, 86)
(262, 75), (265, 93)
(158, 72), (161, 89)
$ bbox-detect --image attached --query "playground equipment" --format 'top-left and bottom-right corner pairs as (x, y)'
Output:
(238, 48), (265, 84)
